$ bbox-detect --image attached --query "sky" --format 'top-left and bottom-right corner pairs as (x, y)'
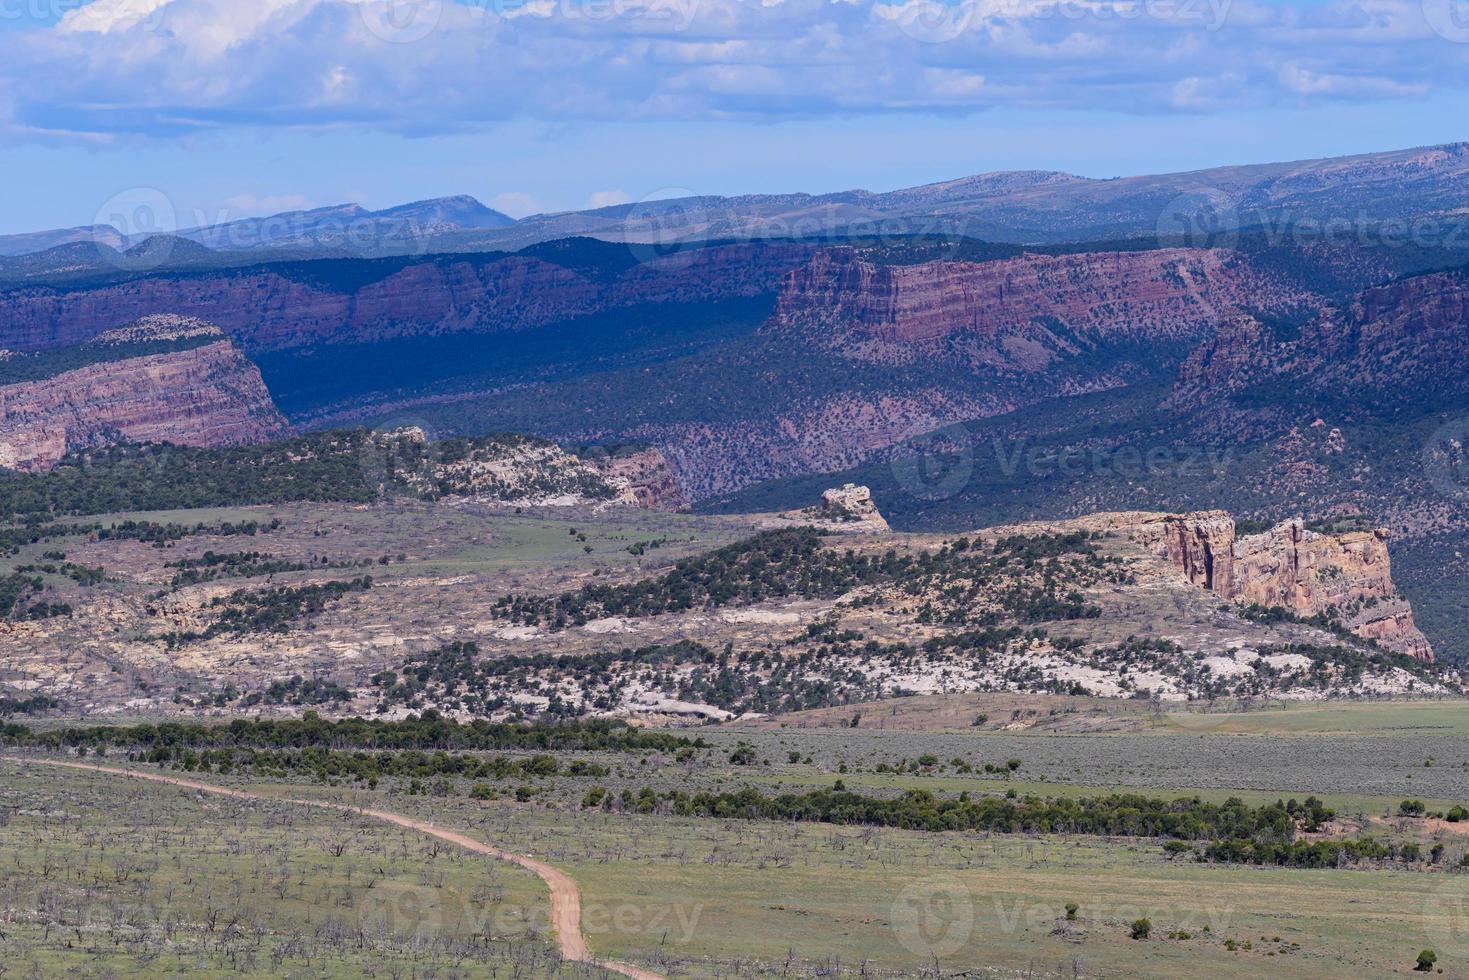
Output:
(1, 0), (1468, 234)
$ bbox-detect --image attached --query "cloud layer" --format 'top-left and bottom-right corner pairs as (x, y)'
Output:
(4, 0), (1468, 139)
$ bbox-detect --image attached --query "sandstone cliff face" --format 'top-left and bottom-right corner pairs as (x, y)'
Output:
(1121, 510), (1238, 594)
(1112, 511), (1433, 661)
(1230, 521), (1434, 661)
(772, 247), (1318, 366)
(0, 317), (291, 471)
(0, 243), (815, 355)
(615, 246), (1320, 500)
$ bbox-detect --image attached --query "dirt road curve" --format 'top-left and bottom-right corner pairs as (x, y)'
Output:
(2, 756), (664, 980)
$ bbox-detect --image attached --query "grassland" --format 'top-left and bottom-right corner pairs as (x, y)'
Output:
(10, 758), (1466, 979)
(9, 696), (1469, 979)
(0, 760), (581, 979)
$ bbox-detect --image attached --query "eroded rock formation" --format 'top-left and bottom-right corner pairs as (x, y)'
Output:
(761, 483), (892, 534)
(0, 315), (291, 472)
(1114, 511), (1433, 661)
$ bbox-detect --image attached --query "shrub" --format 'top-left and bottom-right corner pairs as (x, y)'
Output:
(1416, 949), (1437, 972)
(1130, 918), (1151, 940)
(1064, 903), (1079, 921)
(1400, 799), (1427, 816)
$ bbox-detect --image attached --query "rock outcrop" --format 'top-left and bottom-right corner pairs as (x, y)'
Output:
(1121, 510), (1238, 594)
(761, 484), (891, 534)
(1112, 511), (1433, 661)
(1230, 520), (1434, 661)
(0, 315), (291, 472)
(582, 446), (688, 512)
(384, 431), (687, 511)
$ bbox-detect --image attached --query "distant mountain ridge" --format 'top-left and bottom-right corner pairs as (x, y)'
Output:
(4, 142), (1468, 261)
(0, 196), (517, 258)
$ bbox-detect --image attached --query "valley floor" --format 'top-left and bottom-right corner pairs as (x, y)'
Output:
(5, 699), (1469, 978)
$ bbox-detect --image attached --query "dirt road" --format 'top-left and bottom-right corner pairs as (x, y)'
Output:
(2, 756), (664, 980)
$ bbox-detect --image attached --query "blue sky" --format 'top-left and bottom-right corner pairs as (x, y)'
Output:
(2, 0), (1468, 234)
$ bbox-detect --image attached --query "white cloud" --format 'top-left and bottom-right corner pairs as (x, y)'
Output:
(491, 192), (539, 217)
(218, 193), (315, 215)
(587, 189), (633, 208)
(4, 0), (1469, 140)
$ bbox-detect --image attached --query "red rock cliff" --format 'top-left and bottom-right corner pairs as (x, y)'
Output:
(772, 247), (1319, 364)
(0, 243), (815, 354)
(0, 316), (291, 471)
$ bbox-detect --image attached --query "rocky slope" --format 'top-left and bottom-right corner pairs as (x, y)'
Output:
(0, 315), (290, 472)
(2, 496), (1448, 718)
(576, 445), (689, 512)
(401, 430), (687, 510)
(1170, 267), (1469, 420)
